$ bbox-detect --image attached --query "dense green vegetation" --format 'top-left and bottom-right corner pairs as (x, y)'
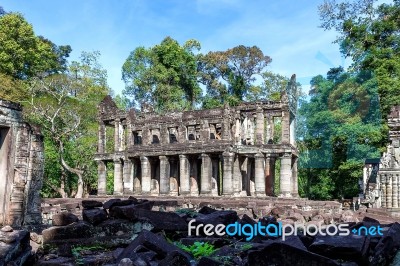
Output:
(1, 0), (399, 199)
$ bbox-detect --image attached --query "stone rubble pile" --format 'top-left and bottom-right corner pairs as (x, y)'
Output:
(0, 225), (31, 265)
(29, 198), (400, 265)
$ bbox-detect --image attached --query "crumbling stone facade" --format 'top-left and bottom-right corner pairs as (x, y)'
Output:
(360, 106), (400, 215)
(0, 99), (44, 226)
(95, 83), (298, 198)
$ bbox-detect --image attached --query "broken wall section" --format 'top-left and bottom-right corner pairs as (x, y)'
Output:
(0, 99), (44, 226)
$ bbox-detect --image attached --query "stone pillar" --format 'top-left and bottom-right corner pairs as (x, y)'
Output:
(233, 155), (242, 194)
(120, 125), (125, 150)
(235, 111), (241, 144)
(200, 120), (210, 141)
(393, 174), (398, 208)
(113, 159), (123, 195)
(387, 174), (393, 208)
(141, 156), (151, 194)
(222, 106), (231, 140)
(381, 174), (386, 208)
(290, 114), (296, 146)
(97, 161), (107, 195)
(179, 155), (190, 194)
(222, 151), (234, 195)
(114, 119), (121, 152)
(98, 121), (106, 153)
(256, 107), (264, 145)
(281, 110), (290, 143)
(123, 159), (133, 194)
(265, 156), (275, 196)
(280, 153), (292, 197)
(159, 156), (170, 195)
(255, 153), (265, 196)
(200, 154), (212, 194)
(291, 157), (298, 196)
(178, 125), (187, 143)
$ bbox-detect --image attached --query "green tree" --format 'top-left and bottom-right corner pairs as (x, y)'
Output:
(298, 69), (381, 199)
(199, 45), (272, 107)
(24, 52), (109, 198)
(319, 0), (400, 117)
(0, 12), (70, 80)
(122, 37), (201, 112)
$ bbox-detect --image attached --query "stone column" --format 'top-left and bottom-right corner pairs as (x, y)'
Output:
(398, 174), (400, 208)
(120, 125), (125, 150)
(222, 106), (231, 140)
(255, 153), (265, 196)
(265, 155), (275, 196)
(256, 107), (264, 145)
(141, 156), (151, 194)
(381, 174), (386, 208)
(179, 155), (190, 194)
(200, 154), (212, 194)
(114, 119), (121, 152)
(97, 161), (107, 195)
(280, 153), (292, 197)
(200, 120), (210, 141)
(387, 174), (393, 208)
(98, 121), (106, 153)
(113, 159), (123, 195)
(222, 151), (234, 195)
(178, 125), (187, 143)
(235, 111), (241, 145)
(393, 174), (398, 208)
(233, 155), (242, 194)
(290, 114), (296, 146)
(123, 159), (133, 194)
(281, 110), (290, 144)
(291, 157), (298, 196)
(159, 156), (170, 195)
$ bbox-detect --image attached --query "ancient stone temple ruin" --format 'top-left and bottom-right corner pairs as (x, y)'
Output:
(0, 99), (44, 226)
(360, 106), (400, 215)
(95, 81), (298, 198)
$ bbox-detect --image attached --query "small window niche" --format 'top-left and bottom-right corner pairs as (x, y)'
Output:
(169, 127), (178, 143)
(187, 126), (196, 141)
(151, 128), (160, 144)
(133, 130), (142, 145)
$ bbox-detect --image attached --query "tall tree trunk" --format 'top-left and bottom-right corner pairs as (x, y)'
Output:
(58, 140), (85, 198)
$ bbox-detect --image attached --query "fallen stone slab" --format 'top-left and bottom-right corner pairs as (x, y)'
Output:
(371, 222), (400, 265)
(308, 234), (368, 264)
(52, 212), (79, 226)
(194, 210), (239, 226)
(42, 221), (94, 243)
(109, 201), (154, 219)
(117, 230), (191, 265)
(83, 208), (108, 225)
(248, 242), (340, 265)
(81, 200), (103, 209)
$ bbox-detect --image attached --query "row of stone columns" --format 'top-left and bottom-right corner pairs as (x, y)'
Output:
(380, 173), (400, 208)
(97, 152), (298, 197)
(98, 109), (295, 155)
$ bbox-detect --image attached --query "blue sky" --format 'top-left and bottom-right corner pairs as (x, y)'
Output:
(2, 0), (347, 95)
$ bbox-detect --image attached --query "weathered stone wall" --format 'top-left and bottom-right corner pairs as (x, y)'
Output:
(0, 99), (44, 226)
